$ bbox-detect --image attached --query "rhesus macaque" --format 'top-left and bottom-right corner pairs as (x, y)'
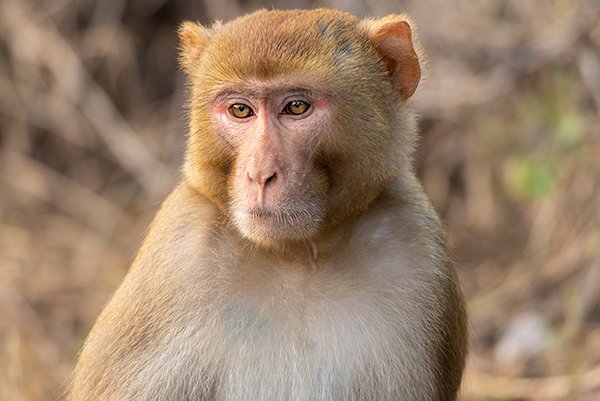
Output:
(71, 8), (467, 401)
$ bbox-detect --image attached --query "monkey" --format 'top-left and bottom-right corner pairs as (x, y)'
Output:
(70, 8), (467, 401)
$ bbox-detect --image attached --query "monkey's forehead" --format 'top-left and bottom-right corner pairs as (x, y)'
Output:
(199, 9), (381, 84)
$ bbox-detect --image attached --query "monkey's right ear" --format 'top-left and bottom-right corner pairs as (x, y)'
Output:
(178, 21), (221, 74)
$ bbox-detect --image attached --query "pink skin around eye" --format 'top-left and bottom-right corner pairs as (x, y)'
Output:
(211, 102), (254, 144)
(213, 102), (236, 116)
(310, 98), (329, 109)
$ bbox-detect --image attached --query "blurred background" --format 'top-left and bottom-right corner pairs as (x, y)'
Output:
(0, 0), (599, 400)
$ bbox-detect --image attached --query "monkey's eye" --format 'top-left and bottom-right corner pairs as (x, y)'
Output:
(282, 100), (310, 115)
(229, 104), (254, 119)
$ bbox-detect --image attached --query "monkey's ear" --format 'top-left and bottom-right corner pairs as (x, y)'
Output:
(178, 21), (221, 74)
(362, 16), (422, 100)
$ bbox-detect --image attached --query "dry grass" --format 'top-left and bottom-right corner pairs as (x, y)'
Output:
(1, 0), (599, 400)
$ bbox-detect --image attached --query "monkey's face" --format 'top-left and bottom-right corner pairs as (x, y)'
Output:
(211, 82), (332, 241)
(180, 9), (422, 245)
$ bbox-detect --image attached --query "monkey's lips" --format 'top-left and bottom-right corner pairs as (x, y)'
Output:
(234, 207), (324, 241)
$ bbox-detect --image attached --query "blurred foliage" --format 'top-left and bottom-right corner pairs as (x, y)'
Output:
(0, 0), (599, 400)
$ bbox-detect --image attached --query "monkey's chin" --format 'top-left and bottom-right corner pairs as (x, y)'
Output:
(233, 208), (324, 244)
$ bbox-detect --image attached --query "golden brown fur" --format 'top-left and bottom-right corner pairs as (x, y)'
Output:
(71, 8), (467, 401)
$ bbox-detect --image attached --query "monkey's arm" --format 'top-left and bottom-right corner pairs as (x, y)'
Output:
(386, 173), (468, 401)
(70, 182), (221, 401)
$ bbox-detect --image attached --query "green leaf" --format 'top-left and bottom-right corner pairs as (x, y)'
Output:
(504, 157), (556, 200)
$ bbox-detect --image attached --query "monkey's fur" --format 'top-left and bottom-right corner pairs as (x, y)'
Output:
(71, 9), (467, 401)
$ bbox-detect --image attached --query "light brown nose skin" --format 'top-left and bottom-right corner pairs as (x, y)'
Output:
(246, 162), (279, 206)
(247, 169), (277, 188)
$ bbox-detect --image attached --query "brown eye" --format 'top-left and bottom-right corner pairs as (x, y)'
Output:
(283, 100), (310, 115)
(229, 104), (254, 119)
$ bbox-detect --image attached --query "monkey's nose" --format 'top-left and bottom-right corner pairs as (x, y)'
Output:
(247, 170), (277, 188)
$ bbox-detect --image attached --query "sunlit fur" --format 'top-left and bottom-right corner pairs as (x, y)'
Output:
(70, 8), (467, 401)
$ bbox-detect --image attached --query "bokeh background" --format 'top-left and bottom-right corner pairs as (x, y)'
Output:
(1, 0), (599, 400)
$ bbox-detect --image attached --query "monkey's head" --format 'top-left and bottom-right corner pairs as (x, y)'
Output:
(179, 9), (422, 245)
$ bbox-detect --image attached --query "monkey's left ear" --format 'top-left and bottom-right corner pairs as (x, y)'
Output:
(178, 21), (221, 74)
(362, 16), (422, 100)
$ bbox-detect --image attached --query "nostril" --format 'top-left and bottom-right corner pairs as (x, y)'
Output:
(246, 170), (277, 187)
(264, 172), (276, 187)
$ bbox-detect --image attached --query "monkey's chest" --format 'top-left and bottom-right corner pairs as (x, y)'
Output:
(202, 270), (414, 401)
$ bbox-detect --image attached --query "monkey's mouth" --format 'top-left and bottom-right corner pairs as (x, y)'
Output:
(248, 208), (290, 223)
(234, 206), (324, 241)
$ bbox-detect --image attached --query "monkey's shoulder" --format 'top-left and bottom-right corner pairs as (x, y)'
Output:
(347, 179), (446, 254)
